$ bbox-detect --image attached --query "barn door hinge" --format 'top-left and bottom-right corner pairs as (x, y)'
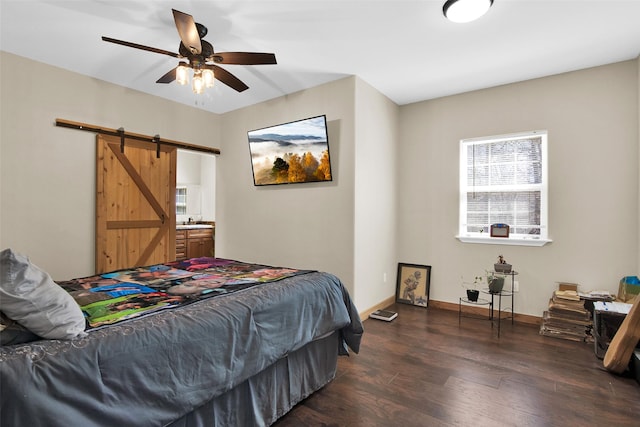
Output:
(118, 127), (125, 153)
(154, 135), (161, 158)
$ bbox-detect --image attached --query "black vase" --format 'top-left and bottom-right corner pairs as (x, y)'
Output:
(466, 289), (479, 302)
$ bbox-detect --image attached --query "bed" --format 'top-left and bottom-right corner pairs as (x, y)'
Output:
(0, 249), (363, 427)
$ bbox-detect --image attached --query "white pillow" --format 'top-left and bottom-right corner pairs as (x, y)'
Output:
(0, 248), (86, 340)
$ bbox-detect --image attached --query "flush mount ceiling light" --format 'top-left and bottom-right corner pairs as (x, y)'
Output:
(443, 0), (494, 23)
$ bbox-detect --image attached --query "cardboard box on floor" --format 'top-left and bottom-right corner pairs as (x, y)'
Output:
(618, 276), (640, 303)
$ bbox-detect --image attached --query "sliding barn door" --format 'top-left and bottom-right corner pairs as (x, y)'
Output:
(96, 135), (176, 273)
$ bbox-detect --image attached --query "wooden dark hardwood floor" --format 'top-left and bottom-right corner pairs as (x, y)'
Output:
(274, 303), (640, 426)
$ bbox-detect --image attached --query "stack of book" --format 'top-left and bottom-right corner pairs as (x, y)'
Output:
(539, 285), (592, 342)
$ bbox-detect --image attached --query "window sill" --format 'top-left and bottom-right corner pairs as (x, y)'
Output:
(456, 235), (552, 247)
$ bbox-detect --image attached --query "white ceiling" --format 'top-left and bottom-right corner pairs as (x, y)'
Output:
(2, 1), (639, 114)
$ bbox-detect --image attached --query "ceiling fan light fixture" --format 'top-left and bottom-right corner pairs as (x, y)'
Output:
(176, 63), (189, 85)
(443, 0), (493, 23)
(202, 68), (215, 88)
(192, 71), (204, 94)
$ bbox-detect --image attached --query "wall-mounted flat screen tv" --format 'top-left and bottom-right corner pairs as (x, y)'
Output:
(247, 115), (332, 186)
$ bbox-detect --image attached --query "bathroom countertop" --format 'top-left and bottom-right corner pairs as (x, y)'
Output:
(176, 224), (214, 230)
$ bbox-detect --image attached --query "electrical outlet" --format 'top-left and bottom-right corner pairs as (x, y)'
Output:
(383, 273), (387, 283)
(513, 281), (520, 292)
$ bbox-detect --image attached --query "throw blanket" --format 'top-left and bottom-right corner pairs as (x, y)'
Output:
(57, 258), (312, 328)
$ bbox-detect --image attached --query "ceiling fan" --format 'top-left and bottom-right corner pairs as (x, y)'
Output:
(102, 9), (277, 94)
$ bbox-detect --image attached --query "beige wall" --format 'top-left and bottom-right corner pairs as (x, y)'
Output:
(398, 60), (639, 316)
(215, 76), (399, 308)
(0, 52), (221, 279)
(353, 78), (399, 309)
(217, 78), (358, 294)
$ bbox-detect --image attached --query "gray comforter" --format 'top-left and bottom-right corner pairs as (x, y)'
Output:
(0, 271), (363, 427)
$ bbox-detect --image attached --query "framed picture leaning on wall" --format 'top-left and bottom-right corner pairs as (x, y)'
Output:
(395, 263), (431, 308)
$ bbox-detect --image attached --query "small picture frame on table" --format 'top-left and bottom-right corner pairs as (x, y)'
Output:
(395, 263), (431, 308)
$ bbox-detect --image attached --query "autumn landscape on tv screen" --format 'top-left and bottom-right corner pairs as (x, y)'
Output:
(248, 116), (332, 186)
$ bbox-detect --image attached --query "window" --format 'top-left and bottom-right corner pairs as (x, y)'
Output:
(457, 130), (550, 246)
(176, 187), (187, 215)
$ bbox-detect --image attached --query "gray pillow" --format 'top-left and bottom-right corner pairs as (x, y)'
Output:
(0, 248), (86, 340)
(0, 311), (41, 346)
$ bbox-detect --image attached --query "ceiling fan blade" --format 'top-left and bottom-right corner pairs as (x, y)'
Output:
(172, 9), (202, 55)
(209, 65), (249, 92)
(102, 36), (181, 58)
(156, 67), (177, 84)
(213, 52), (277, 65)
